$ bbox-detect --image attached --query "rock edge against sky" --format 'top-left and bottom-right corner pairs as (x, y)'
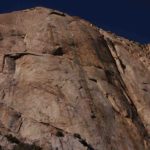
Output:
(0, 7), (149, 150)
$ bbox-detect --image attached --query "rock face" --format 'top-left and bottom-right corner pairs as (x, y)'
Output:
(0, 7), (149, 150)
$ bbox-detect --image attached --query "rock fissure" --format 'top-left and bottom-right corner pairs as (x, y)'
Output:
(105, 38), (150, 144)
(49, 11), (66, 17)
(82, 23), (149, 147)
(70, 26), (97, 119)
(74, 133), (95, 150)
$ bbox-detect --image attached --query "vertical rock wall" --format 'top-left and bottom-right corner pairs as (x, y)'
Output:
(0, 7), (149, 150)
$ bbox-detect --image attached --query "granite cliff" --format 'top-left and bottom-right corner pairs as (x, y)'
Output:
(0, 7), (150, 150)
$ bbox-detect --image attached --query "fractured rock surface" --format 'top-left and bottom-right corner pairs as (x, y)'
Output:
(0, 7), (149, 150)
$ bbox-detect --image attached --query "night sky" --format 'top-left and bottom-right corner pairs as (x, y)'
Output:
(0, 0), (150, 44)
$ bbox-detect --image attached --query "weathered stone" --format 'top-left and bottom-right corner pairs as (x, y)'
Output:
(0, 7), (149, 150)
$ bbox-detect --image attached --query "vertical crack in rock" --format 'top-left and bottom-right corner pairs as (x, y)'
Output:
(69, 37), (97, 119)
(1, 55), (16, 74)
(0, 32), (3, 41)
(1, 52), (42, 74)
(79, 20), (149, 147)
(105, 38), (126, 73)
(102, 41), (149, 144)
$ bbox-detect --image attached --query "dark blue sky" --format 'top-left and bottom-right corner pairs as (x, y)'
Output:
(0, 0), (150, 44)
